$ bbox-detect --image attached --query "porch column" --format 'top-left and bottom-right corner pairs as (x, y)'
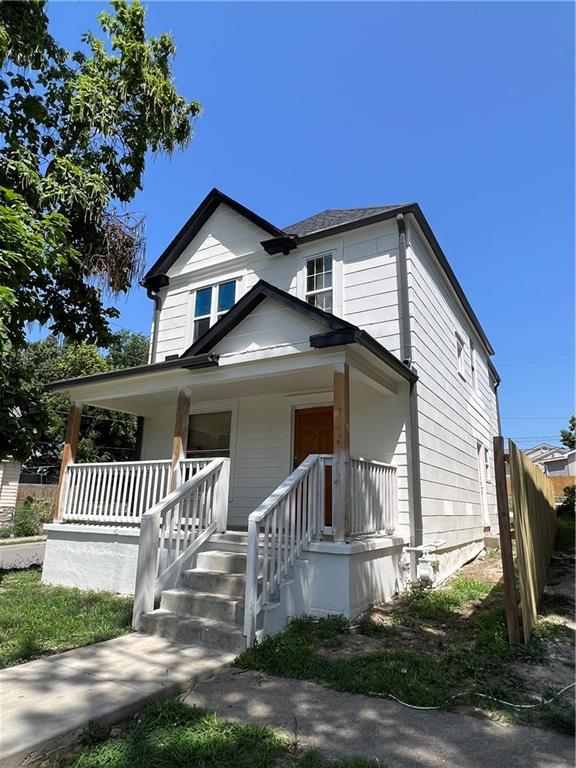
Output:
(171, 386), (191, 490)
(54, 401), (83, 521)
(333, 362), (351, 542)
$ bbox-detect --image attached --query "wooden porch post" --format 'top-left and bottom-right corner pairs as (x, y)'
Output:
(171, 386), (191, 490)
(54, 401), (83, 521)
(333, 362), (351, 542)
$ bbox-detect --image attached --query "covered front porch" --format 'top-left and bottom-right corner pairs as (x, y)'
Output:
(43, 334), (415, 644)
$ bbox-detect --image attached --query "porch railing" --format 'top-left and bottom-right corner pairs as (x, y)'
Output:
(243, 454), (328, 646)
(351, 458), (397, 536)
(132, 457), (230, 629)
(60, 458), (211, 524)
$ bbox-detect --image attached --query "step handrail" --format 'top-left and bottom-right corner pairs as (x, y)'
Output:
(132, 457), (230, 629)
(243, 454), (329, 646)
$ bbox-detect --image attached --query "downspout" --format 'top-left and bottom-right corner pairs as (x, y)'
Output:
(142, 274), (169, 364)
(396, 214), (423, 576)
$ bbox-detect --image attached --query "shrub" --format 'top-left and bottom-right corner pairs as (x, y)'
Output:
(557, 485), (575, 516)
(13, 508), (40, 538)
(0, 527), (11, 539)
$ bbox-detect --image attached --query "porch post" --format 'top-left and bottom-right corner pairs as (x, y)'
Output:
(54, 401), (83, 522)
(171, 386), (191, 490)
(333, 362), (351, 542)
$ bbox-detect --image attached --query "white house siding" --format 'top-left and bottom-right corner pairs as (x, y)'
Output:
(140, 383), (409, 533)
(152, 210), (402, 364)
(341, 221), (402, 357)
(212, 298), (326, 363)
(0, 458), (20, 526)
(406, 223), (497, 556)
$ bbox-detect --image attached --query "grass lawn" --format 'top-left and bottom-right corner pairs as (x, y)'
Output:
(57, 699), (377, 768)
(0, 568), (133, 669)
(236, 546), (575, 734)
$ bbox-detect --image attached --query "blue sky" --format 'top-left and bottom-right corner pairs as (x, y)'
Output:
(47, 1), (574, 448)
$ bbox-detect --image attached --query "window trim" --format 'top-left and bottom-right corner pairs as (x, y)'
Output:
(455, 332), (466, 380)
(470, 340), (480, 393)
(304, 252), (334, 311)
(186, 401), (239, 499)
(191, 279), (237, 343)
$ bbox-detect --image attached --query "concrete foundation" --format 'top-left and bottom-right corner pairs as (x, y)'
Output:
(43, 523), (140, 594)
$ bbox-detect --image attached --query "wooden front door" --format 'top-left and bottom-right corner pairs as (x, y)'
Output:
(293, 406), (333, 526)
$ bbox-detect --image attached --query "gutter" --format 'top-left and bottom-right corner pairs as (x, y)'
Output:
(141, 273), (169, 363)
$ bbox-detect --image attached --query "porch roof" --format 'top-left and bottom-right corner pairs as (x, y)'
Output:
(47, 281), (416, 414)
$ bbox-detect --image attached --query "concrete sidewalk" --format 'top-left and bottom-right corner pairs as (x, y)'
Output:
(185, 668), (574, 768)
(0, 633), (234, 767)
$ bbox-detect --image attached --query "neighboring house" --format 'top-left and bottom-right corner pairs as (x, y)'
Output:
(0, 458), (21, 528)
(42, 188), (500, 649)
(523, 444), (570, 471)
(541, 450), (576, 477)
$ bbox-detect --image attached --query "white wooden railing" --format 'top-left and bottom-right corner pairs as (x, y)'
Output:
(60, 458), (211, 524)
(132, 457), (230, 629)
(243, 454), (328, 646)
(351, 458), (397, 536)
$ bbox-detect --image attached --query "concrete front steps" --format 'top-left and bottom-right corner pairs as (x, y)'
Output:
(139, 531), (262, 654)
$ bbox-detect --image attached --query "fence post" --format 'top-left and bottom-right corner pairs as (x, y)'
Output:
(493, 435), (520, 645)
(215, 459), (230, 533)
(132, 512), (161, 629)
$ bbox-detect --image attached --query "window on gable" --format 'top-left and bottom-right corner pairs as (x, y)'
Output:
(305, 254), (333, 312)
(192, 280), (236, 342)
(456, 333), (465, 379)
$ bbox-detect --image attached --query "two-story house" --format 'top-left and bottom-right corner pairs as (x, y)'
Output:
(42, 188), (500, 650)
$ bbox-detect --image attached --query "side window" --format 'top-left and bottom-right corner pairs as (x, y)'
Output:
(192, 280), (236, 342)
(470, 340), (478, 391)
(305, 254), (333, 312)
(455, 333), (466, 379)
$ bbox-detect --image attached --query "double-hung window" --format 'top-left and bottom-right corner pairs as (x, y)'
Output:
(193, 280), (236, 342)
(456, 333), (466, 379)
(305, 254), (333, 312)
(470, 341), (478, 392)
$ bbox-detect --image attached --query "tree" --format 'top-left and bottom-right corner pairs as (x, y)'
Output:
(0, 0), (199, 459)
(560, 415), (576, 451)
(20, 331), (149, 469)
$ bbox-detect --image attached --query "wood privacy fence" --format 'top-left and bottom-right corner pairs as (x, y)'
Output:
(16, 483), (59, 510)
(494, 437), (558, 644)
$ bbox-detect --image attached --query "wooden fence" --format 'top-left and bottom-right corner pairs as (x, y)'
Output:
(506, 475), (574, 500)
(16, 483), (59, 510)
(494, 437), (558, 644)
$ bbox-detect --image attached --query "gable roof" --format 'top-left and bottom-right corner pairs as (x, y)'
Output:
(142, 188), (286, 286)
(283, 205), (408, 238)
(143, 188), (494, 356)
(180, 279), (417, 383)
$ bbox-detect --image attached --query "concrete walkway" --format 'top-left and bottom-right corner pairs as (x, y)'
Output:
(0, 633), (234, 767)
(185, 668), (574, 768)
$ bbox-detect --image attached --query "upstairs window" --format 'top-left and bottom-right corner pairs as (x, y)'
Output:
(456, 333), (466, 379)
(193, 280), (236, 342)
(305, 254), (333, 312)
(470, 340), (478, 391)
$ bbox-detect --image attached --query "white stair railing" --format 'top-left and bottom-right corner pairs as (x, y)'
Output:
(60, 458), (211, 524)
(351, 458), (397, 535)
(132, 457), (230, 629)
(243, 454), (327, 647)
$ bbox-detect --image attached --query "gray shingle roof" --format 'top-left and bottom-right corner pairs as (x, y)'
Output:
(283, 205), (408, 238)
